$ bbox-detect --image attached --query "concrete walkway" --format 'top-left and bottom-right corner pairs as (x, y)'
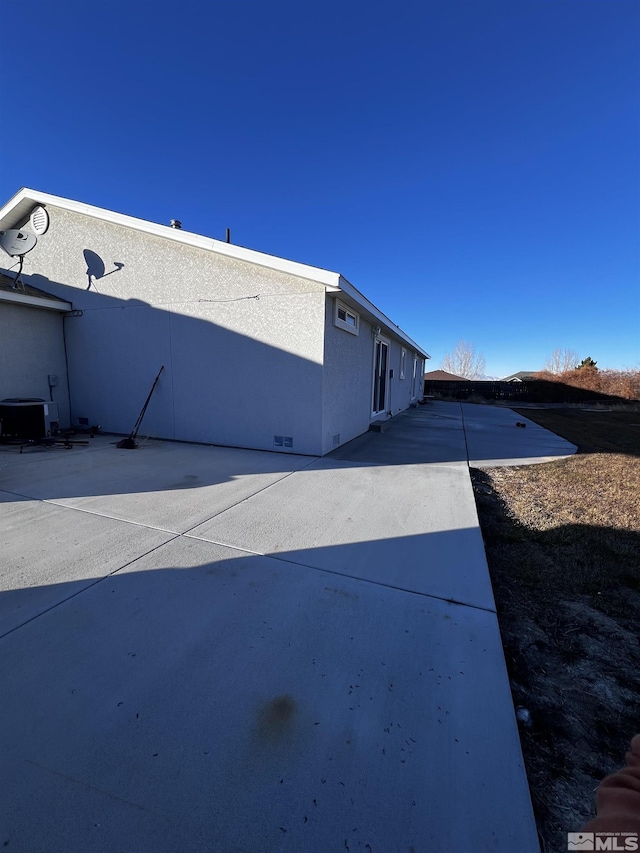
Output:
(0, 404), (570, 851)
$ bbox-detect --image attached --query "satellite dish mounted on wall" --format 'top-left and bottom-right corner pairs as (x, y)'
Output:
(0, 229), (38, 290)
(0, 229), (37, 257)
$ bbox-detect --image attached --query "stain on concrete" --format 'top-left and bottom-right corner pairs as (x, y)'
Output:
(324, 586), (358, 599)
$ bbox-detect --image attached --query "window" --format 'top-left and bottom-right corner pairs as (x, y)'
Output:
(400, 349), (406, 380)
(334, 299), (359, 335)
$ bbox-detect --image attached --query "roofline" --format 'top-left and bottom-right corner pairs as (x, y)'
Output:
(0, 188), (343, 288)
(338, 275), (430, 359)
(0, 188), (430, 358)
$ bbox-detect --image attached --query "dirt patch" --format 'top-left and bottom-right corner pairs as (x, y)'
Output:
(471, 408), (640, 851)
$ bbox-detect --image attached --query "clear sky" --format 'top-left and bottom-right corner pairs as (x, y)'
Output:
(1, 0), (638, 377)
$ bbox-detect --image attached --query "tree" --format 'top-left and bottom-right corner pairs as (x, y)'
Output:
(441, 340), (486, 379)
(544, 347), (579, 375)
(577, 356), (597, 370)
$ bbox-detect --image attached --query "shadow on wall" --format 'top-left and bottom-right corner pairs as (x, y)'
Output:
(82, 249), (124, 290)
(23, 269), (324, 454)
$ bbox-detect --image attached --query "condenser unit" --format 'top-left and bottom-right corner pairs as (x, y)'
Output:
(0, 399), (59, 440)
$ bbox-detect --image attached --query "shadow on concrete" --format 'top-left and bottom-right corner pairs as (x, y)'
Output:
(0, 526), (496, 637)
(0, 534), (538, 852)
(512, 406), (640, 459)
(0, 402), (576, 513)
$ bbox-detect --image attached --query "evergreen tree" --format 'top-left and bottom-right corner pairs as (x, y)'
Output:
(577, 356), (598, 370)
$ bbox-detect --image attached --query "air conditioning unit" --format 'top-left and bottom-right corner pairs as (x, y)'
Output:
(0, 399), (59, 440)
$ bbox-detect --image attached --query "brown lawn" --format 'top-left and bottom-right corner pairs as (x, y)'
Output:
(471, 407), (640, 851)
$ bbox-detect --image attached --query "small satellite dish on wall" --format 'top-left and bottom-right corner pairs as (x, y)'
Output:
(29, 206), (49, 235)
(0, 229), (38, 290)
(0, 229), (37, 257)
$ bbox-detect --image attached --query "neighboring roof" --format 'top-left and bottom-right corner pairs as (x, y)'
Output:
(501, 371), (537, 382)
(424, 369), (469, 381)
(0, 188), (429, 359)
(0, 271), (72, 312)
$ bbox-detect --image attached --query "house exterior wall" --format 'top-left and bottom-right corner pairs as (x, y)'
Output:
(321, 296), (425, 455)
(321, 297), (375, 455)
(0, 303), (70, 426)
(18, 207), (326, 454)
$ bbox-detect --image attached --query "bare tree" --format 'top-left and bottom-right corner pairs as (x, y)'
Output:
(441, 340), (486, 379)
(544, 348), (579, 374)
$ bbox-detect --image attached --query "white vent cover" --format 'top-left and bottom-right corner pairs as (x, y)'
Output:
(29, 206), (49, 235)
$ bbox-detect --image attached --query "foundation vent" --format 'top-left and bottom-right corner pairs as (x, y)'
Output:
(274, 435), (294, 449)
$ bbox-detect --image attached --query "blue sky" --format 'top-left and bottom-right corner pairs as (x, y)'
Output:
(1, 0), (638, 377)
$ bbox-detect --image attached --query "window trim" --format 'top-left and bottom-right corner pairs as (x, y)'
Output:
(400, 348), (406, 380)
(334, 299), (360, 336)
(411, 355), (419, 399)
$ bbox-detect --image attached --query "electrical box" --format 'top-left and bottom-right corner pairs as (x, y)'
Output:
(0, 399), (59, 439)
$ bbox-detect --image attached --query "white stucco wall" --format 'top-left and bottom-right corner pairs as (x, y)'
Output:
(321, 297), (375, 454)
(321, 296), (425, 455)
(0, 302), (70, 426)
(16, 207), (326, 454)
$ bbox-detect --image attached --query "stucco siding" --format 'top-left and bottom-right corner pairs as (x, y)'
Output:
(0, 303), (70, 426)
(16, 207), (325, 454)
(321, 298), (375, 455)
(321, 296), (425, 455)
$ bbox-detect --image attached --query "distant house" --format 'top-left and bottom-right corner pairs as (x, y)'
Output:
(0, 188), (429, 455)
(424, 369), (469, 381)
(501, 371), (538, 383)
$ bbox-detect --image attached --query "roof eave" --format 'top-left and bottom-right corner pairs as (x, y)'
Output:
(337, 275), (430, 359)
(0, 288), (72, 312)
(0, 188), (343, 290)
(0, 190), (429, 355)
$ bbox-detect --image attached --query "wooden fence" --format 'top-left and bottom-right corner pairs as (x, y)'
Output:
(423, 380), (628, 405)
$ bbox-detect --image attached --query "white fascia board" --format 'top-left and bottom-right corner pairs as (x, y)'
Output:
(0, 190), (428, 354)
(0, 288), (71, 312)
(0, 189), (342, 290)
(337, 275), (430, 359)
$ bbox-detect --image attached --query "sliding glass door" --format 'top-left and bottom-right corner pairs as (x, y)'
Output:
(372, 338), (389, 415)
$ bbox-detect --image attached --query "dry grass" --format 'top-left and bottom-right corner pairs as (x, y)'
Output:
(489, 454), (639, 534)
(471, 409), (640, 849)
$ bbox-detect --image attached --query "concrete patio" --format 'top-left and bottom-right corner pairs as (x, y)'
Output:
(1, 403), (573, 851)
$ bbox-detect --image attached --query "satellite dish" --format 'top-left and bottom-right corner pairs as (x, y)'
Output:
(0, 229), (38, 257)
